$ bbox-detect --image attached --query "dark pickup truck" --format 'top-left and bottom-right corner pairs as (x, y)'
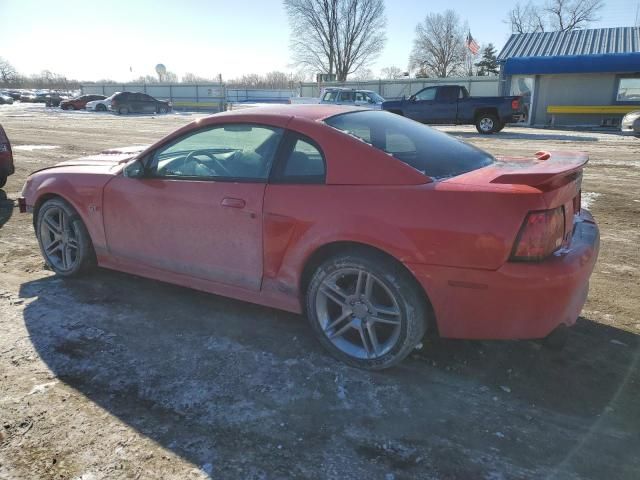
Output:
(382, 85), (522, 134)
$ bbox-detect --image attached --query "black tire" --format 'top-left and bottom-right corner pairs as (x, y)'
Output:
(118, 106), (129, 115)
(0, 173), (7, 189)
(494, 122), (505, 133)
(96, 104), (107, 112)
(36, 198), (96, 277)
(475, 113), (499, 134)
(306, 249), (427, 370)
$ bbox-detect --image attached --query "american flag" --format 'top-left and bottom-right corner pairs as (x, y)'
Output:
(466, 32), (480, 55)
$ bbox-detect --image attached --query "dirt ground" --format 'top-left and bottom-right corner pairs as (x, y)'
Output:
(0, 103), (639, 480)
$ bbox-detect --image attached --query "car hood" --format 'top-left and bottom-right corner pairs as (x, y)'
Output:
(382, 99), (404, 109)
(31, 145), (149, 174)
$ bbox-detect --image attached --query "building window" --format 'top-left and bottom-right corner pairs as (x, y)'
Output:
(616, 77), (640, 104)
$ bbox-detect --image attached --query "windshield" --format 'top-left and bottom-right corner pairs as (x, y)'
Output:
(324, 110), (494, 179)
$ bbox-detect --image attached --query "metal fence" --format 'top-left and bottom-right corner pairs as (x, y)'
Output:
(81, 84), (296, 111)
(298, 76), (500, 99)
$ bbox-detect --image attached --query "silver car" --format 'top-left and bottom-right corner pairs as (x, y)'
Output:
(320, 88), (384, 109)
(621, 111), (640, 137)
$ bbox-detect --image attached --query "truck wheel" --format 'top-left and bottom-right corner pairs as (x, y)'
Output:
(494, 122), (505, 133)
(96, 104), (107, 112)
(475, 113), (498, 134)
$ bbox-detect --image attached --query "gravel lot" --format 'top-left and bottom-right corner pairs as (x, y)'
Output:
(1, 103), (639, 480)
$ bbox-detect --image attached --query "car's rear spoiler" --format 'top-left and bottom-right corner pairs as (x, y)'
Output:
(491, 151), (588, 189)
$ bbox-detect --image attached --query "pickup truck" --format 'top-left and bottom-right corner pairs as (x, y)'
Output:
(382, 85), (522, 134)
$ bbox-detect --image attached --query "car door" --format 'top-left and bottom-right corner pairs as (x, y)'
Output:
(354, 91), (370, 108)
(102, 123), (284, 291)
(431, 86), (460, 123)
(403, 87), (437, 123)
(140, 94), (157, 113)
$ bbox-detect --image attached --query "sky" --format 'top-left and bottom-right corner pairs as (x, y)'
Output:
(0, 0), (636, 82)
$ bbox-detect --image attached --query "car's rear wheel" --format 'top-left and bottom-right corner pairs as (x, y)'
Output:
(494, 121), (505, 132)
(36, 198), (95, 276)
(118, 106), (129, 115)
(306, 250), (427, 370)
(96, 104), (106, 112)
(475, 113), (498, 134)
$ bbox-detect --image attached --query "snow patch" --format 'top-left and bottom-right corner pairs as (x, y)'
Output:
(14, 145), (59, 151)
(581, 192), (601, 210)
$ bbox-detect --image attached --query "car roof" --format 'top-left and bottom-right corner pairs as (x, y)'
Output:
(209, 104), (365, 122)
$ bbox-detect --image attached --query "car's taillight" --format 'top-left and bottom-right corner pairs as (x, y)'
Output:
(511, 98), (520, 110)
(510, 207), (565, 262)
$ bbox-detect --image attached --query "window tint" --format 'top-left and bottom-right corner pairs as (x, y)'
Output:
(414, 87), (436, 101)
(272, 134), (325, 184)
(355, 92), (367, 102)
(324, 110), (494, 179)
(148, 124), (283, 181)
(437, 87), (459, 102)
(616, 77), (640, 103)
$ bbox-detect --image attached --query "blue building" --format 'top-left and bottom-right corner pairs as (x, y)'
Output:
(497, 27), (640, 127)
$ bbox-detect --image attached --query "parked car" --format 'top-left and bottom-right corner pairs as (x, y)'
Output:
(0, 124), (14, 188)
(6, 90), (22, 100)
(18, 105), (599, 369)
(19, 92), (37, 102)
(61, 94), (106, 111)
(86, 93), (119, 112)
(621, 111), (640, 137)
(320, 88), (385, 109)
(382, 85), (523, 134)
(0, 93), (14, 105)
(110, 92), (171, 115)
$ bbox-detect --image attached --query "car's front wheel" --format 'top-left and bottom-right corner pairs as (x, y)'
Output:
(475, 113), (498, 134)
(95, 104), (107, 112)
(306, 250), (427, 370)
(36, 198), (95, 276)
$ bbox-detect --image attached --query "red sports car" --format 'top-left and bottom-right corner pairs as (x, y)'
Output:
(60, 94), (107, 111)
(0, 124), (14, 188)
(19, 105), (600, 369)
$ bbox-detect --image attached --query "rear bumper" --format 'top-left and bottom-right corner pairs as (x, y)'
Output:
(407, 210), (600, 340)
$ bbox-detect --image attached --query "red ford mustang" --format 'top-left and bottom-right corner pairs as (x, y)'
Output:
(19, 105), (599, 369)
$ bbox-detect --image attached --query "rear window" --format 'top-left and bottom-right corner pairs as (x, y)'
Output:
(324, 110), (494, 179)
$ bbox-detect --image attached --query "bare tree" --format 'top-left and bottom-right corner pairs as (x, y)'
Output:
(409, 10), (465, 78)
(350, 68), (374, 81)
(0, 57), (18, 86)
(507, 0), (603, 33)
(181, 73), (216, 83)
(380, 66), (404, 79)
(284, 0), (386, 81)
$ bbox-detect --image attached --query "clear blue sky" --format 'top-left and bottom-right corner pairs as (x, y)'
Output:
(0, 0), (635, 81)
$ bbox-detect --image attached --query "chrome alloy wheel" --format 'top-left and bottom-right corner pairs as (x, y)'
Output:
(39, 206), (80, 272)
(479, 117), (494, 132)
(315, 268), (403, 359)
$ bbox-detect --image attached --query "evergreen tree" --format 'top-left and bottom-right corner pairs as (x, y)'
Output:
(475, 44), (499, 76)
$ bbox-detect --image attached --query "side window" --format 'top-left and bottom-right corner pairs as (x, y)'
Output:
(355, 92), (367, 102)
(147, 124), (284, 181)
(323, 91), (338, 102)
(272, 134), (326, 184)
(339, 91), (355, 102)
(437, 87), (459, 102)
(142, 94), (155, 102)
(414, 87), (436, 101)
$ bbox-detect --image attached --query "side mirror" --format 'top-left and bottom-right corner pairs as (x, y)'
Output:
(408, 95), (416, 102)
(123, 159), (145, 178)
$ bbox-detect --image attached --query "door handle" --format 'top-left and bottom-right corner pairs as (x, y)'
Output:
(221, 197), (246, 209)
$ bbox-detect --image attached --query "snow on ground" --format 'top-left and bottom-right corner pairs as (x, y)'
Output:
(582, 192), (602, 210)
(13, 145), (60, 151)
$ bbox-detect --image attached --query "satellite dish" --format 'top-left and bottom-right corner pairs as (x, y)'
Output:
(155, 64), (166, 75)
